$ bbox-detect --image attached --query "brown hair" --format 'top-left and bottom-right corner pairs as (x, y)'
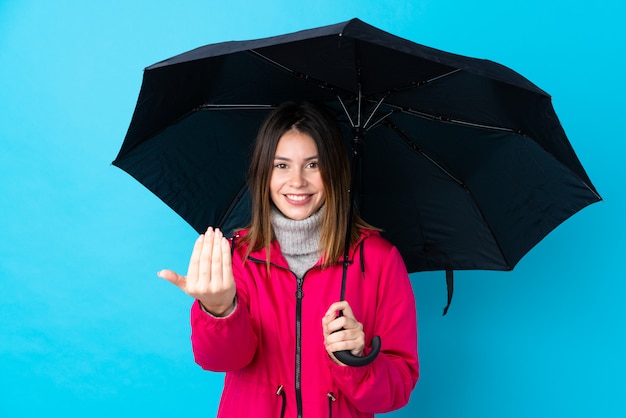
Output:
(239, 101), (377, 267)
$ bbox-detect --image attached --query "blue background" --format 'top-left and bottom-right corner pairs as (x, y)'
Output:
(1, 1), (623, 417)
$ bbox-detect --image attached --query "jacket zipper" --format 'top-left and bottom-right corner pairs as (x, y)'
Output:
(246, 254), (361, 417)
(247, 256), (306, 417)
(295, 274), (304, 418)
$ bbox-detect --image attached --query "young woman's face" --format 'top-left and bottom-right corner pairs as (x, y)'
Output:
(270, 129), (326, 220)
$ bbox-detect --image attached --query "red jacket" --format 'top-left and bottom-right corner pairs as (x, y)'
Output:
(190, 229), (418, 417)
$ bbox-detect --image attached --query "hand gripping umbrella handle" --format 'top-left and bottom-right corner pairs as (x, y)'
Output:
(332, 127), (381, 367)
(333, 335), (381, 367)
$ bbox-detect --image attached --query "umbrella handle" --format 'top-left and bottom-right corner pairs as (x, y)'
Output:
(332, 335), (381, 367)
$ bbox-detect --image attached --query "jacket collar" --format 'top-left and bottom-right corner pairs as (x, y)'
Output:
(234, 228), (380, 267)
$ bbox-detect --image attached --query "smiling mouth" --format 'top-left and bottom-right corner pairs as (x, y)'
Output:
(285, 194), (310, 202)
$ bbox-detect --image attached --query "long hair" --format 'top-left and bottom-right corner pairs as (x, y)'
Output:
(239, 101), (377, 267)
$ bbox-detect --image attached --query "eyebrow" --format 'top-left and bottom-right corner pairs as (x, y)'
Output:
(273, 155), (319, 161)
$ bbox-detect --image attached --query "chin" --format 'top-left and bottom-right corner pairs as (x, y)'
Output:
(286, 212), (311, 221)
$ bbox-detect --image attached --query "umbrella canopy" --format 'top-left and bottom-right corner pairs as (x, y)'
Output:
(114, 18), (600, 276)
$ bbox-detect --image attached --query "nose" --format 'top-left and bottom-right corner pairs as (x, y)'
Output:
(289, 168), (307, 187)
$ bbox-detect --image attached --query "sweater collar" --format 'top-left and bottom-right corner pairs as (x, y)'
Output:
(270, 205), (322, 257)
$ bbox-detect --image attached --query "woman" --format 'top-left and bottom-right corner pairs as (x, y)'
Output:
(158, 102), (418, 417)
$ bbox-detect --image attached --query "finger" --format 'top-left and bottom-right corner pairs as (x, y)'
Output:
(157, 269), (186, 289)
(324, 328), (362, 349)
(324, 302), (342, 321)
(221, 234), (233, 285)
(325, 301), (355, 319)
(198, 227), (215, 285)
(328, 316), (363, 336)
(324, 324), (365, 357)
(325, 338), (357, 353)
(210, 229), (223, 286)
(322, 316), (338, 338)
(186, 233), (205, 286)
(322, 302), (351, 334)
(325, 316), (348, 334)
(321, 312), (334, 332)
(339, 301), (356, 319)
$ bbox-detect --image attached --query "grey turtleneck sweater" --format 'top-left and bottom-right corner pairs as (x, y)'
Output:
(270, 207), (323, 279)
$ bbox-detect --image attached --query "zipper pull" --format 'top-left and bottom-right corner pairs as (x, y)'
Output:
(327, 392), (336, 418)
(295, 278), (304, 299)
(276, 385), (286, 418)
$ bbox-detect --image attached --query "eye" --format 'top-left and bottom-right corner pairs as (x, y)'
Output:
(274, 163), (287, 169)
(307, 161), (319, 169)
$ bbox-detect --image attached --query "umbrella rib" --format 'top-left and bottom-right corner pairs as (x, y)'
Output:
(248, 49), (299, 77)
(363, 68), (462, 98)
(365, 110), (394, 132)
(336, 94), (356, 128)
(425, 68), (462, 84)
(364, 68), (519, 133)
(392, 105), (518, 133)
(246, 49), (395, 133)
(385, 120), (465, 187)
(248, 48), (375, 126)
(386, 120), (515, 269)
(248, 49), (342, 94)
(363, 95), (389, 130)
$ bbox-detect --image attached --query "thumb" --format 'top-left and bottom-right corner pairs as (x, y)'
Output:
(157, 269), (186, 288)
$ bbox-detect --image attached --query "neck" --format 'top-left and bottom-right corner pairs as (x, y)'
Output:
(271, 206), (323, 278)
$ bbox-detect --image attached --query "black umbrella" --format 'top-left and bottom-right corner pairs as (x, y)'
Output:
(113, 18), (600, 363)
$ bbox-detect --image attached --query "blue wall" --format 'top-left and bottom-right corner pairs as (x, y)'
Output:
(1, 1), (623, 417)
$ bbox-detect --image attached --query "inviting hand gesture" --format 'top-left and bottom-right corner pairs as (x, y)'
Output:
(322, 301), (366, 365)
(158, 227), (236, 317)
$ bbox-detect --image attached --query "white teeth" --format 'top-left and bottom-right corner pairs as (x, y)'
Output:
(286, 194), (308, 201)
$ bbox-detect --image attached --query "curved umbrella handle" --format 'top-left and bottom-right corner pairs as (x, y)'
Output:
(333, 335), (381, 367)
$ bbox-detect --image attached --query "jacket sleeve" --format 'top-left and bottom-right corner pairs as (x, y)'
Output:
(329, 243), (419, 413)
(189, 248), (259, 372)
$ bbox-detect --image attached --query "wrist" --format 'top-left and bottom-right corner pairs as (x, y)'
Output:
(200, 297), (237, 317)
